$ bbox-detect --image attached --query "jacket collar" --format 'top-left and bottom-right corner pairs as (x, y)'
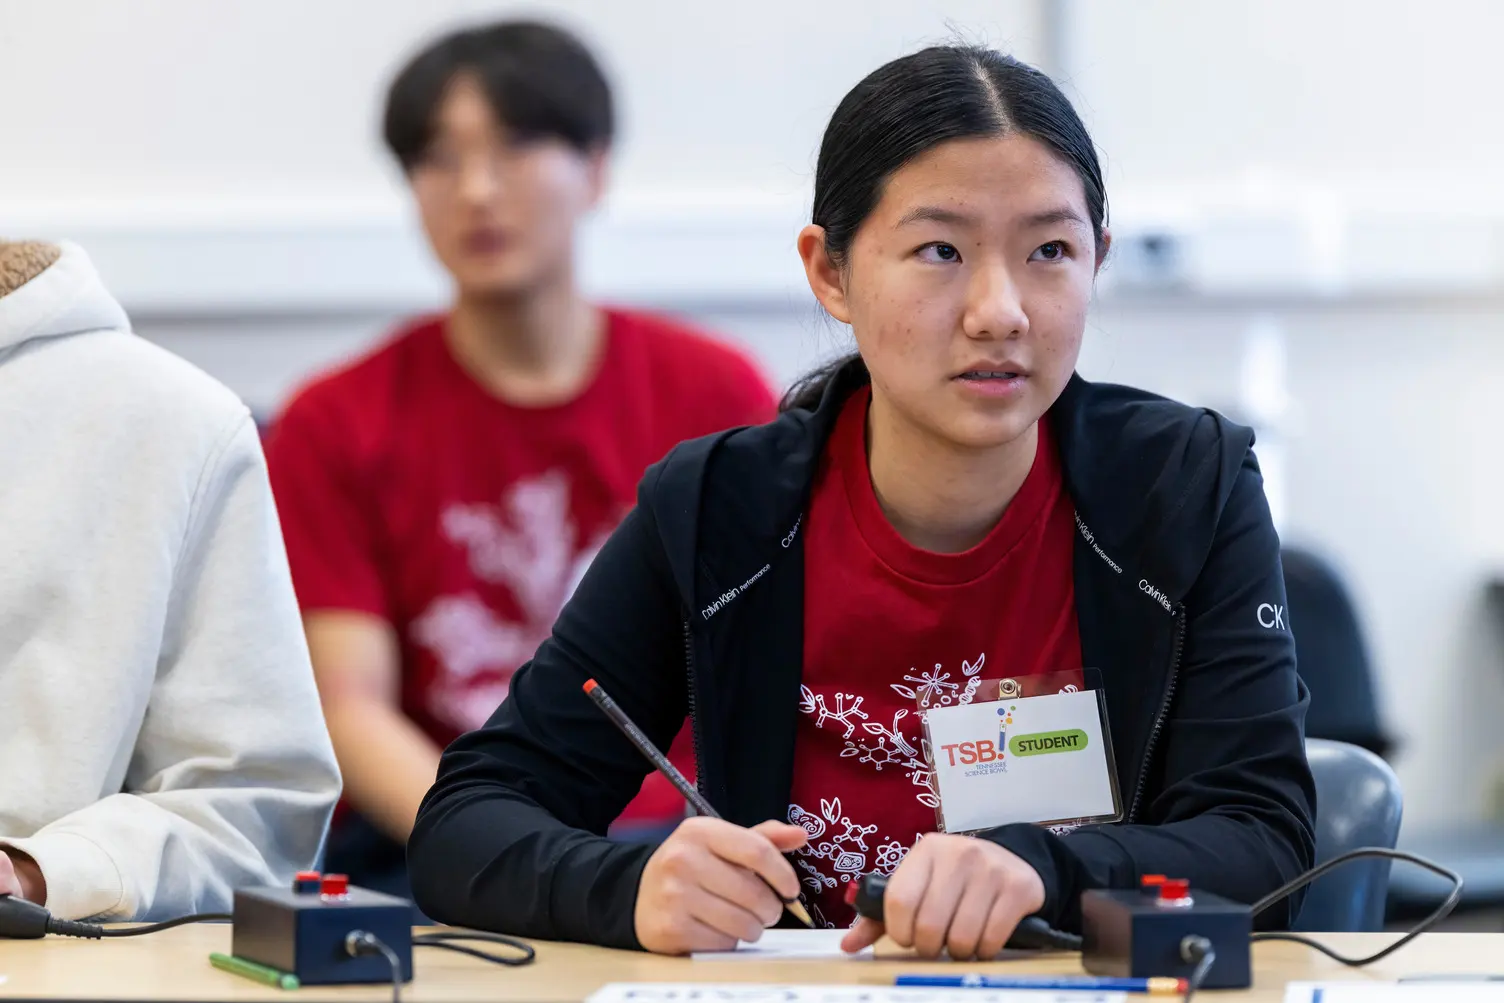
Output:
(643, 357), (1255, 613)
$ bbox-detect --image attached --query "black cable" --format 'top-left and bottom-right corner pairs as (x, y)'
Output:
(1247, 847), (1463, 967)
(1179, 935), (1215, 1003)
(345, 930), (402, 1003)
(0, 895), (232, 941)
(97, 912), (232, 937)
(413, 929), (536, 966)
(339, 927), (537, 1003)
(1006, 916), (1083, 952)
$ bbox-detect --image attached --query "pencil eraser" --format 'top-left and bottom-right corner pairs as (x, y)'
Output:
(583, 679), (598, 694)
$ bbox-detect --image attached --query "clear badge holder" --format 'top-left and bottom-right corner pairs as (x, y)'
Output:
(916, 666), (1124, 834)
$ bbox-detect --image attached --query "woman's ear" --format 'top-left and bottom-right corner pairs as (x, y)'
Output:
(1094, 226), (1113, 276)
(797, 225), (852, 324)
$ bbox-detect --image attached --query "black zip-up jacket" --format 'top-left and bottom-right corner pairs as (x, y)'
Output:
(408, 362), (1316, 948)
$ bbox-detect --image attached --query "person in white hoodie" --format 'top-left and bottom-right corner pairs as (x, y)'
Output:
(0, 239), (342, 922)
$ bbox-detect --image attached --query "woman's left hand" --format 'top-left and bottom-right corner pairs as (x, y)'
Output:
(840, 833), (1045, 959)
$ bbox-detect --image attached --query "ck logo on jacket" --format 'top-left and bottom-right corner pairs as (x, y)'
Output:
(1258, 603), (1288, 629)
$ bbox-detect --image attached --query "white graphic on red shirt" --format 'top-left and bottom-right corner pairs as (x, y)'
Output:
(440, 470), (581, 620)
(411, 471), (610, 732)
(842, 708), (938, 805)
(793, 798), (885, 885)
(790, 654), (988, 925)
(795, 856), (836, 890)
(897, 665), (958, 704)
(892, 654), (986, 708)
(411, 594), (533, 679)
(786, 794), (923, 928)
(874, 839), (907, 872)
(787, 804), (827, 839)
(797, 688), (870, 739)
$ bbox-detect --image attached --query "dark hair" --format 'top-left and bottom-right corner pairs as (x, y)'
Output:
(383, 20), (613, 171)
(781, 46), (1107, 413)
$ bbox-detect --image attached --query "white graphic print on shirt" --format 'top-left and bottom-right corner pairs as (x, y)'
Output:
(789, 653), (987, 926)
(410, 470), (609, 731)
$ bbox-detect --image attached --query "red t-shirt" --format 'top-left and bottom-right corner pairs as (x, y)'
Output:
(266, 309), (776, 825)
(788, 386), (1082, 928)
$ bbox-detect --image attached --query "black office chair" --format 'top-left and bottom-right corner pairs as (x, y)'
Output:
(1282, 547), (1393, 757)
(1294, 739), (1403, 931)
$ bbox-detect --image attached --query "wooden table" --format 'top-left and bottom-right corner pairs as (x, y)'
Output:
(2, 928), (1501, 1001)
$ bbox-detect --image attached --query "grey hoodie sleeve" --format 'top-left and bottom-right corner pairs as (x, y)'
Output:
(3, 416), (342, 921)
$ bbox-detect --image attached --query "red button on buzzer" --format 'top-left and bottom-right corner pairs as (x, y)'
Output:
(320, 873), (350, 897)
(1159, 878), (1191, 901)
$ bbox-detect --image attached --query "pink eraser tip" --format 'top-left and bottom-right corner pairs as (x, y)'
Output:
(583, 679), (598, 694)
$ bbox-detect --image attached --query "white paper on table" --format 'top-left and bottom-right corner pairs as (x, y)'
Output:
(1285, 983), (1504, 1001)
(690, 929), (870, 960)
(588, 984), (1123, 1003)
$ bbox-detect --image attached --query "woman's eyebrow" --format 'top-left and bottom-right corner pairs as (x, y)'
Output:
(894, 205), (1089, 230)
(895, 205), (976, 228)
(1021, 206), (1089, 229)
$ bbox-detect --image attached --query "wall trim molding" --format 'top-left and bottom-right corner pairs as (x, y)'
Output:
(8, 187), (1504, 318)
(3, 192), (815, 317)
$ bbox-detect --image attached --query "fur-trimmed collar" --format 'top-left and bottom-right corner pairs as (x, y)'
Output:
(0, 241), (62, 298)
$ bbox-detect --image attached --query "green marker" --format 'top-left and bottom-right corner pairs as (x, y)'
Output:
(209, 952), (300, 990)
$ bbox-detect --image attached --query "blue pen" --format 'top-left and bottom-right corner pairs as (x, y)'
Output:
(894, 974), (1187, 995)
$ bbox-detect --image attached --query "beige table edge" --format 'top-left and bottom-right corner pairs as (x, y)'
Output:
(2, 928), (1501, 1002)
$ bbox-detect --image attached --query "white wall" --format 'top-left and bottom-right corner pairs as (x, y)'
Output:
(2, 0), (1046, 390)
(1065, 0), (1504, 198)
(7, 0), (1504, 830)
(1, 0), (1046, 205)
(1059, 0), (1504, 829)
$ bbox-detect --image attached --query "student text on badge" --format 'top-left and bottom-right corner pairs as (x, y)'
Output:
(1010, 729), (1090, 756)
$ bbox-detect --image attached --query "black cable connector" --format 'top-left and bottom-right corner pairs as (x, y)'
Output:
(0, 893), (228, 941)
(344, 927), (539, 1003)
(1179, 935), (1215, 1003)
(0, 894), (96, 939)
(345, 930), (403, 1003)
(1007, 916), (1084, 952)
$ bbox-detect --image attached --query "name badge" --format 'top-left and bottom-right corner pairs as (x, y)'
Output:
(922, 687), (1122, 834)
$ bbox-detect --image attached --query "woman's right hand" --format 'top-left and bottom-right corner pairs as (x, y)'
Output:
(634, 817), (809, 954)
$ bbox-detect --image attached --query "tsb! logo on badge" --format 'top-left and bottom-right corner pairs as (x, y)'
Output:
(925, 692), (1120, 833)
(937, 706), (1014, 773)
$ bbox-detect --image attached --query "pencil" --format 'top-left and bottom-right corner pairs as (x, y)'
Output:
(895, 974), (1187, 994)
(583, 678), (814, 929)
(209, 952), (300, 990)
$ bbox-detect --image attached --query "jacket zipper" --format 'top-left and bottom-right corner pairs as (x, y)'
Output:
(1126, 602), (1186, 823)
(681, 616), (705, 798)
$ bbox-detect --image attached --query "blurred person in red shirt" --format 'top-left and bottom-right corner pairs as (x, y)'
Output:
(265, 20), (774, 899)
